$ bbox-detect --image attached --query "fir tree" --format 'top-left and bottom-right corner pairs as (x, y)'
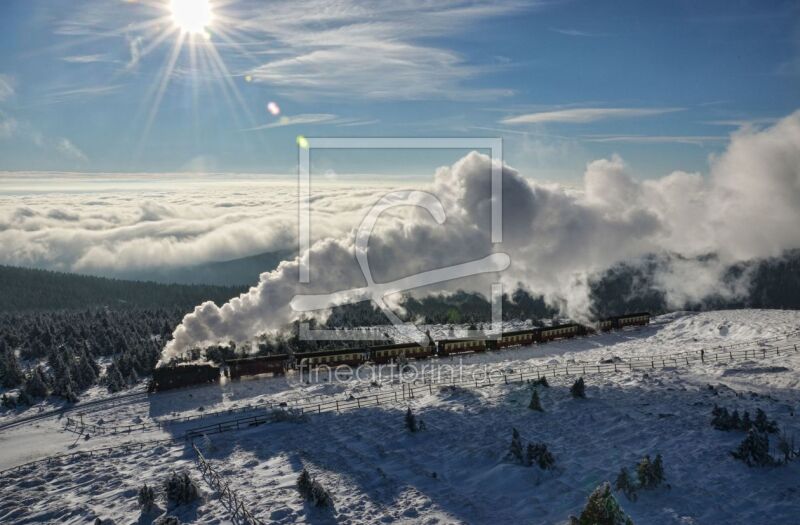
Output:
(635, 455), (664, 489)
(528, 389), (543, 411)
(613, 467), (637, 501)
(753, 408), (778, 434)
(731, 429), (773, 467)
(138, 483), (156, 512)
(574, 482), (634, 525)
(571, 377), (586, 399)
(405, 407), (419, 432)
(297, 469), (313, 498)
(509, 427), (524, 463)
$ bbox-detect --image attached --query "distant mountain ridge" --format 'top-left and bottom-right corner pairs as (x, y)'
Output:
(0, 265), (246, 312)
(104, 249), (295, 286)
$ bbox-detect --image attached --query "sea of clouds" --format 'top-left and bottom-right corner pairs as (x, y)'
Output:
(2, 112), (800, 361)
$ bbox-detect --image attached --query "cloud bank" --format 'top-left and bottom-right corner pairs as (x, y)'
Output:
(163, 111), (800, 360)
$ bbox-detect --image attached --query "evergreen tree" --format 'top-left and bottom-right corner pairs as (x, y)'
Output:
(571, 377), (586, 399)
(297, 469), (313, 498)
(509, 427), (524, 463)
(754, 409), (778, 434)
(731, 429), (773, 467)
(1, 393), (16, 409)
(741, 411), (752, 431)
(614, 467), (637, 501)
(405, 407), (419, 433)
(24, 366), (50, 399)
(138, 483), (156, 512)
(636, 455), (665, 489)
(573, 482), (634, 525)
(528, 389), (543, 411)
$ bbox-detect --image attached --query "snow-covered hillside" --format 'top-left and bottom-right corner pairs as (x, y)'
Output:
(1, 310), (799, 524)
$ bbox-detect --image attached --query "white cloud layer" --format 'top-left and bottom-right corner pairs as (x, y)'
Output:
(163, 111), (800, 359)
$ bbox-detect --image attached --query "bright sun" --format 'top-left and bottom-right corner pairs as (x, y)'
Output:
(169, 0), (213, 34)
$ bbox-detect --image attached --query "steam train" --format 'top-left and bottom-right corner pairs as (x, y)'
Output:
(149, 312), (650, 392)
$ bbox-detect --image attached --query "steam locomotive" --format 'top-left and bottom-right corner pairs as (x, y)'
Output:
(149, 312), (650, 392)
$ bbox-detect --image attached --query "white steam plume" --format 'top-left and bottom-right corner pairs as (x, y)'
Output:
(163, 111), (800, 361)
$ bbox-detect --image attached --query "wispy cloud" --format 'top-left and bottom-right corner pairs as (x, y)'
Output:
(0, 74), (14, 102)
(582, 134), (726, 146)
(56, 138), (88, 162)
(501, 107), (684, 125)
(703, 117), (778, 127)
(246, 113), (338, 130)
(62, 54), (117, 64)
(239, 0), (529, 100)
(550, 27), (607, 37)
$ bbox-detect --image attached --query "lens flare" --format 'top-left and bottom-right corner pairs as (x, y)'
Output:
(267, 101), (281, 115)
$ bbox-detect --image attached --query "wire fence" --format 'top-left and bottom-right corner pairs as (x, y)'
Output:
(193, 443), (266, 525)
(0, 437), (179, 478)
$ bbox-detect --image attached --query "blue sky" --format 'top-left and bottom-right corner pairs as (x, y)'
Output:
(0, 0), (798, 181)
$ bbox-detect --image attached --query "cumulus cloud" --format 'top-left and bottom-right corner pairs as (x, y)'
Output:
(163, 110), (800, 360)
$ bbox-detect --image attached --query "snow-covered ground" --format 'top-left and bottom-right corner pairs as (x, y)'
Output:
(1, 309), (800, 524)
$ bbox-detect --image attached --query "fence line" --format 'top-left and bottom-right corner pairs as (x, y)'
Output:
(0, 437), (180, 477)
(193, 443), (265, 525)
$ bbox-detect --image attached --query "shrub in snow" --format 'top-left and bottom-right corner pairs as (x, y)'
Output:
(1, 393), (16, 409)
(571, 482), (634, 525)
(405, 407), (420, 432)
(636, 454), (665, 489)
(137, 483), (156, 512)
(509, 427), (524, 463)
(528, 389), (543, 411)
(731, 429), (774, 467)
(154, 516), (181, 525)
(570, 377), (586, 399)
(614, 467), (637, 501)
(529, 376), (549, 388)
(272, 408), (309, 423)
(712, 405), (778, 433)
(164, 471), (200, 506)
(525, 442), (555, 470)
(297, 468), (333, 508)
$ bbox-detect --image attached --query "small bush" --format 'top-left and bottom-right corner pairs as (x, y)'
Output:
(164, 471), (200, 506)
(731, 429), (774, 467)
(529, 376), (549, 388)
(297, 468), (333, 507)
(525, 442), (555, 470)
(153, 516), (181, 525)
(137, 483), (156, 512)
(528, 389), (543, 411)
(572, 482), (634, 525)
(570, 377), (586, 399)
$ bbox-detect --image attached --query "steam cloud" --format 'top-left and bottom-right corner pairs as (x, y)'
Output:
(163, 111), (800, 361)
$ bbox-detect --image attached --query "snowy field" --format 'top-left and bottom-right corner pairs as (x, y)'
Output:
(1, 309), (800, 524)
